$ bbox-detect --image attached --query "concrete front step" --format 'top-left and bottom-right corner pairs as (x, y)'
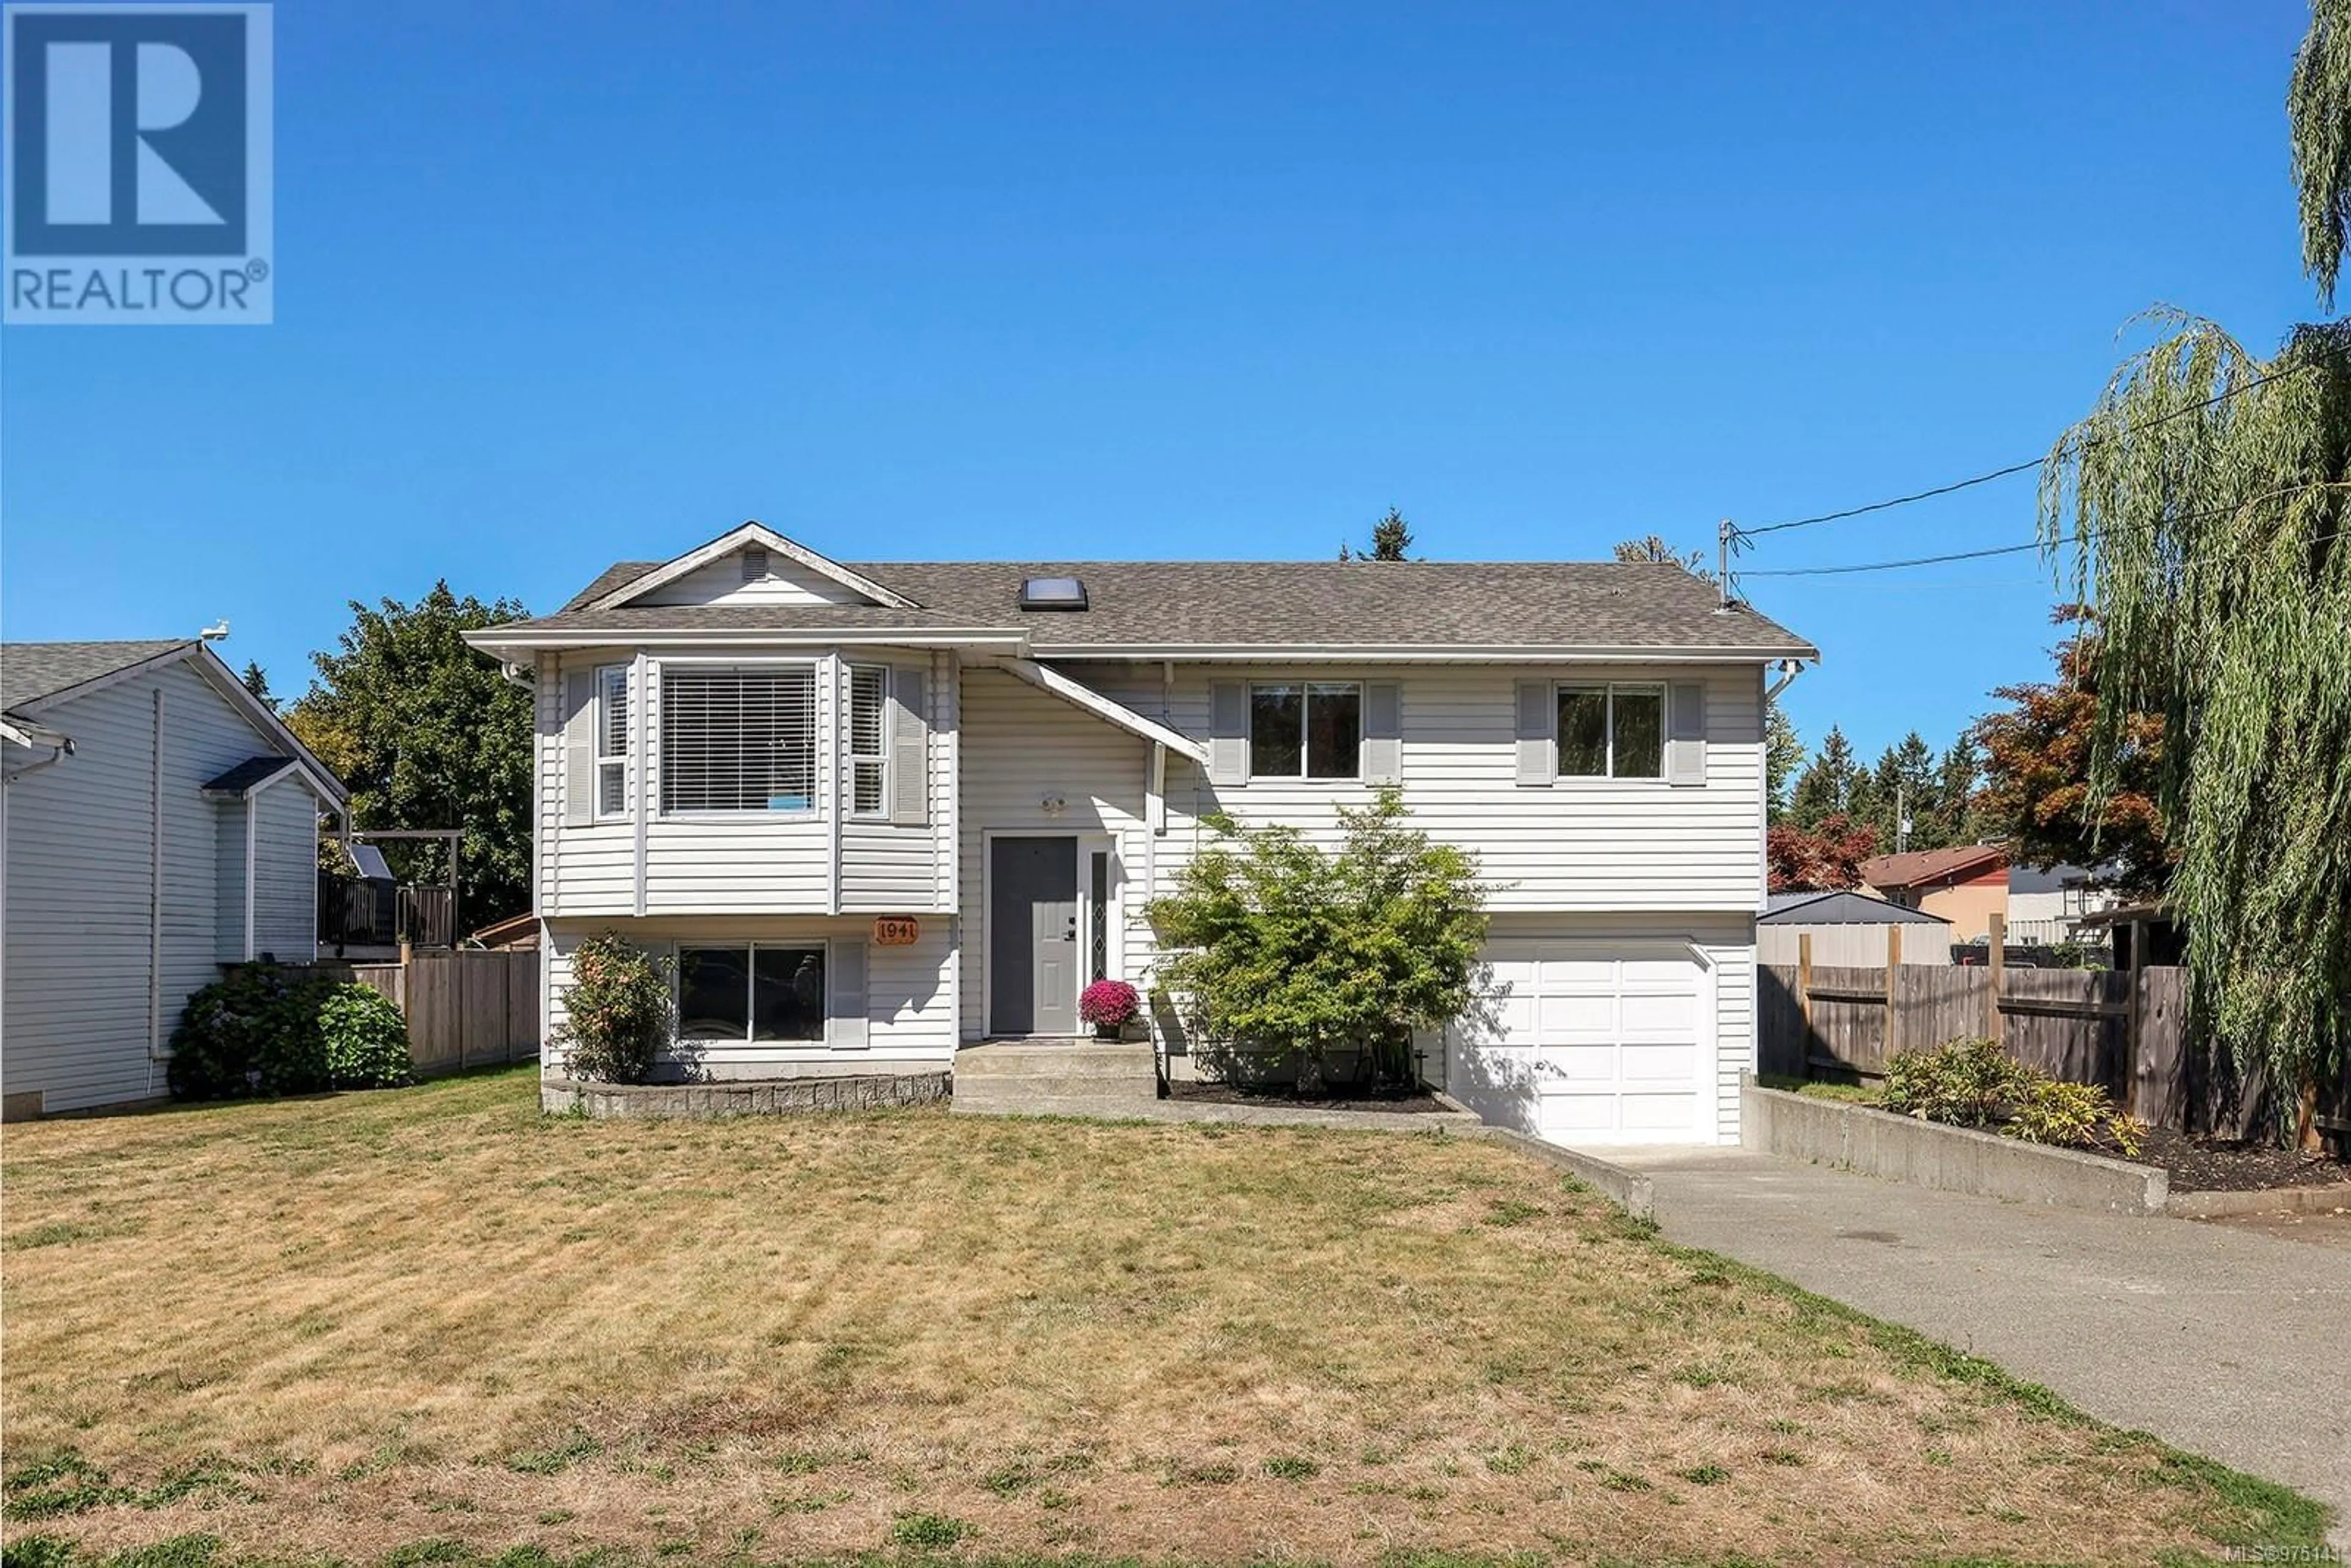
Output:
(953, 1043), (1155, 1080)
(953, 1073), (1158, 1102)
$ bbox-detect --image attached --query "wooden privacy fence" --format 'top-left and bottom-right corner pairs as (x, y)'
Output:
(333, 950), (539, 1076)
(1757, 927), (2273, 1136)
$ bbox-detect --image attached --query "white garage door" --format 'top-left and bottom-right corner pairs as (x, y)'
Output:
(1448, 941), (1715, 1147)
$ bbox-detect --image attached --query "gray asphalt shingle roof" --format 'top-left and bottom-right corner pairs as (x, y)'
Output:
(529, 558), (1817, 656)
(2, 639), (192, 713)
(201, 756), (301, 795)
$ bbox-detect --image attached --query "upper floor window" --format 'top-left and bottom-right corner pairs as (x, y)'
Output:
(1250, 681), (1360, 779)
(1557, 683), (1664, 779)
(847, 664), (888, 818)
(595, 664), (629, 817)
(661, 664), (817, 814)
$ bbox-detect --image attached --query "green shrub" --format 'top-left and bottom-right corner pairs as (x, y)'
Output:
(169, 968), (411, 1100)
(317, 985), (412, 1088)
(1882, 1037), (2145, 1155)
(2011, 1075), (2147, 1157)
(1881, 1037), (2017, 1129)
(553, 931), (673, 1084)
(168, 966), (329, 1099)
(1147, 789), (1490, 1089)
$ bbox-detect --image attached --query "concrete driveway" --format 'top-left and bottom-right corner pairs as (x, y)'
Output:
(1615, 1146), (2351, 1544)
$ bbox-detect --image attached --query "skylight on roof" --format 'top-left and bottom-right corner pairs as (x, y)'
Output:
(1018, 576), (1088, 611)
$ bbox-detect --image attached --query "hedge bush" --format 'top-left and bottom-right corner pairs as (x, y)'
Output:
(168, 966), (413, 1101)
(553, 931), (673, 1083)
(1881, 1037), (2145, 1157)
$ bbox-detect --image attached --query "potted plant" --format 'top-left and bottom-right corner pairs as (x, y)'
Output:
(1079, 979), (1142, 1041)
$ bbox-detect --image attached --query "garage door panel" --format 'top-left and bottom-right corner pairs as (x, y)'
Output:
(1543, 1095), (1619, 1136)
(1622, 957), (1695, 984)
(1539, 955), (1616, 986)
(1620, 993), (1697, 1032)
(1621, 1043), (1698, 1084)
(1547, 1043), (1618, 1081)
(1539, 994), (1613, 1037)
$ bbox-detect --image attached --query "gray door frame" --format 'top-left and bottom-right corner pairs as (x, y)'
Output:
(986, 833), (1079, 1036)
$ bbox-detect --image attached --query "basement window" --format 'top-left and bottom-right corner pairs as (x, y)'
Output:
(1018, 576), (1087, 611)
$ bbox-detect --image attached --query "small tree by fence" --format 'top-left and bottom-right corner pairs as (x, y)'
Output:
(1757, 924), (2344, 1142)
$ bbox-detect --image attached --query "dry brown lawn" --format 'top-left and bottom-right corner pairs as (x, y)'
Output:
(0, 1067), (2323, 1566)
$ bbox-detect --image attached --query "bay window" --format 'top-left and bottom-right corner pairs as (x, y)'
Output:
(661, 664), (817, 814)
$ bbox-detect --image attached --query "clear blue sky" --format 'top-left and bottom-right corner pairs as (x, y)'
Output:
(1, 1), (2327, 765)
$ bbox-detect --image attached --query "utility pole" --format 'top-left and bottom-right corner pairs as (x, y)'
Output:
(1897, 782), (1910, 854)
(1717, 519), (1734, 610)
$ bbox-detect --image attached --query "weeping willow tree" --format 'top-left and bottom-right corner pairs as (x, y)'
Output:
(2038, 1), (2351, 1144)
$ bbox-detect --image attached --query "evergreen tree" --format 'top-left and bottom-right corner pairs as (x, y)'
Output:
(1786, 726), (1859, 829)
(1764, 703), (1804, 824)
(1368, 507), (1414, 561)
(239, 661), (276, 713)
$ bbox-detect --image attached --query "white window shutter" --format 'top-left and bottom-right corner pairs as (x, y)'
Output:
(1668, 680), (1708, 787)
(891, 667), (929, 825)
(1362, 681), (1403, 784)
(1209, 681), (1248, 787)
(1515, 681), (1554, 787)
(829, 940), (869, 1049)
(564, 669), (597, 827)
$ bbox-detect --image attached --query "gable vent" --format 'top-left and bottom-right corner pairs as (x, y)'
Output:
(1018, 575), (1087, 611)
(740, 546), (769, 582)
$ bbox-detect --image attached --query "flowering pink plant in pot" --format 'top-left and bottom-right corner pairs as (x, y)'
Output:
(1079, 979), (1142, 1040)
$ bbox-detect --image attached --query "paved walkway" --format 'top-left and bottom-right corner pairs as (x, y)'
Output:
(1614, 1146), (2351, 1544)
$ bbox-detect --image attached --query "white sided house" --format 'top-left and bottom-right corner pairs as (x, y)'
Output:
(466, 523), (1818, 1147)
(2, 640), (349, 1118)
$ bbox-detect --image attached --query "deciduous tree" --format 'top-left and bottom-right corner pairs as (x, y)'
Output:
(1766, 814), (1877, 893)
(287, 583), (534, 926)
(1973, 609), (2167, 895)
(2035, 0), (2351, 1140)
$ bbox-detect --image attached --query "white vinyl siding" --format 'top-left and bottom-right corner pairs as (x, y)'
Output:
(632, 547), (881, 609)
(250, 781), (320, 962)
(956, 666), (1151, 1041)
(544, 650), (953, 921)
(1065, 661), (1765, 913)
(541, 915), (956, 1078)
(2, 659), (324, 1115)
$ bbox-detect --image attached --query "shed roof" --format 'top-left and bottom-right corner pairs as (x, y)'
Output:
(1761, 890), (1951, 925)
(201, 756), (302, 796)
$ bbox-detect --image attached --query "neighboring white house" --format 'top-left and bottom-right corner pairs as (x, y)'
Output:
(2006, 863), (2120, 945)
(2, 640), (348, 1118)
(463, 522), (1818, 1148)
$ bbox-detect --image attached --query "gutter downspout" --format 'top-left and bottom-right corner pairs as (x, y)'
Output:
(149, 688), (165, 1092)
(243, 793), (258, 961)
(1766, 659), (1807, 703)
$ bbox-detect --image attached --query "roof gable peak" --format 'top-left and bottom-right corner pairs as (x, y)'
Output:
(587, 523), (922, 613)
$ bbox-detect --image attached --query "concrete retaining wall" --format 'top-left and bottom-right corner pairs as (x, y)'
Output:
(1464, 1125), (1657, 1220)
(1741, 1078), (2169, 1216)
(544, 1072), (950, 1119)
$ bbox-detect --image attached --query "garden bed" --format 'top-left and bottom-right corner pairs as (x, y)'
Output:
(2121, 1125), (2351, 1193)
(1166, 1079), (1451, 1113)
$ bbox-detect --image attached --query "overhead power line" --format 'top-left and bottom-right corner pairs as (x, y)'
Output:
(1736, 511), (2350, 581)
(1736, 363), (2310, 540)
